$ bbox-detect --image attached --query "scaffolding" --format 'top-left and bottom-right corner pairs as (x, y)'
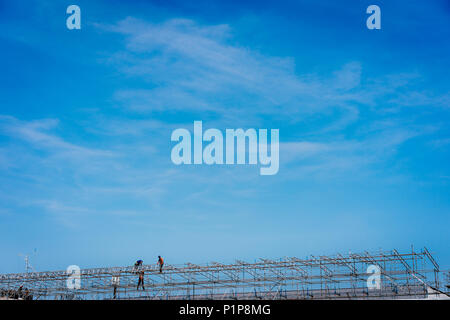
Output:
(0, 247), (448, 300)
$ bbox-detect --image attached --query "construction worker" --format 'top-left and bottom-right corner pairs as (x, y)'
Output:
(133, 259), (143, 273)
(157, 256), (164, 273)
(137, 271), (145, 291)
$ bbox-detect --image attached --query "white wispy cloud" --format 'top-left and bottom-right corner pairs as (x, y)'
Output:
(97, 18), (376, 123)
(279, 123), (436, 180)
(98, 17), (449, 133)
(0, 115), (114, 159)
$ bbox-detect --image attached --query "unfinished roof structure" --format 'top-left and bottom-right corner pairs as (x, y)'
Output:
(0, 248), (449, 300)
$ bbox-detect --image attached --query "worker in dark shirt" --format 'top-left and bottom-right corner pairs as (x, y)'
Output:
(137, 271), (145, 291)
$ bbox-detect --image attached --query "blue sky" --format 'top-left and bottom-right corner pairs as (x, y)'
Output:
(0, 0), (449, 273)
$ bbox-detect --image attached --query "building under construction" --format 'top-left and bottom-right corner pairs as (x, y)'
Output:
(1, 247), (449, 300)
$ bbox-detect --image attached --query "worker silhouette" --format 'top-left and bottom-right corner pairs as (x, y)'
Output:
(134, 259), (145, 291)
(137, 271), (145, 291)
(157, 256), (164, 273)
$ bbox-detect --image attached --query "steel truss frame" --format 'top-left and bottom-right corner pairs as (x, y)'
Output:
(0, 248), (448, 300)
